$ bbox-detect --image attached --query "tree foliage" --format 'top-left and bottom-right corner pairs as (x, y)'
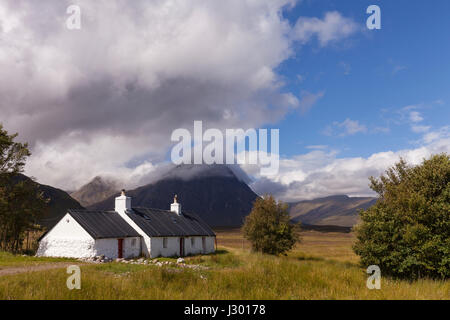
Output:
(353, 154), (450, 279)
(242, 195), (299, 255)
(0, 124), (48, 252)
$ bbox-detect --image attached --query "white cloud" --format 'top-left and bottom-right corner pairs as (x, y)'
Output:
(324, 118), (367, 137)
(339, 61), (351, 75)
(297, 90), (325, 114)
(0, 1), (361, 190)
(248, 126), (450, 201)
(411, 125), (430, 133)
(422, 126), (450, 144)
(0, 0), (296, 189)
(392, 65), (407, 75)
(306, 145), (328, 150)
(409, 111), (424, 123)
(293, 11), (359, 47)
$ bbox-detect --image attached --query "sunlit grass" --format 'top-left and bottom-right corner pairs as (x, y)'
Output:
(0, 251), (77, 268)
(0, 230), (448, 299)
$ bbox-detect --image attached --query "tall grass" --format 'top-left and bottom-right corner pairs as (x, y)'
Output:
(0, 251), (76, 268)
(0, 247), (448, 300)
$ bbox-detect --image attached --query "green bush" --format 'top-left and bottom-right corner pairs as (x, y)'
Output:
(353, 154), (450, 279)
(242, 195), (299, 255)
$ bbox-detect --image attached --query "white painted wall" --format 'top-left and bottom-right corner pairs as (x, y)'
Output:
(150, 236), (180, 258)
(183, 236), (215, 255)
(37, 213), (142, 259)
(115, 195), (151, 257)
(114, 194), (216, 258)
(94, 237), (141, 259)
(149, 236), (215, 258)
(200, 236), (216, 255)
(37, 213), (96, 258)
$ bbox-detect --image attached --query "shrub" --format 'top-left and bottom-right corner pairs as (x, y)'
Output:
(353, 154), (450, 279)
(242, 195), (299, 255)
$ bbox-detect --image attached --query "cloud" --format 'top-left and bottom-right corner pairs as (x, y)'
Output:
(392, 65), (407, 75)
(339, 61), (351, 75)
(323, 118), (367, 137)
(248, 126), (450, 201)
(293, 11), (359, 47)
(0, 1), (362, 190)
(0, 0), (300, 189)
(411, 125), (430, 133)
(409, 111), (424, 123)
(297, 90), (325, 114)
(421, 126), (450, 144)
(306, 145), (328, 150)
(372, 126), (390, 134)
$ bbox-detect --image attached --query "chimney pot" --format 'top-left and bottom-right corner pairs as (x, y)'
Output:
(115, 189), (131, 216)
(170, 195), (181, 215)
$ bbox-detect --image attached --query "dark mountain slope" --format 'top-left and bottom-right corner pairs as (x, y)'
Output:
(70, 176), (118, 207)
(13, 174), (84, 228)
(289, 195), (377, 227)
(89, 165), (259, 227)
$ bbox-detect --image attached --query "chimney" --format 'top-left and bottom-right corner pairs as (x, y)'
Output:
(115, 189), (131, 216)
(170, 195), (182, 215)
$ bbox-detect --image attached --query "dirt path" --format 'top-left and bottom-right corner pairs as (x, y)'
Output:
(0, 262), (85, 277)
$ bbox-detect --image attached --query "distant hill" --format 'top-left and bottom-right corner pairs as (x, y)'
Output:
(289, 195), (377, 227)
(71, 176), (119, 207)
(14, 174), (84, 228)
(89, 164), (259, 227)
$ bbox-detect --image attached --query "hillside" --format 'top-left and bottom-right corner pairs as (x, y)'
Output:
(89, 164), (259, 226)
(13, 174), (84, 228)
(289, 195), (377, 227)
(70, 176), (118, 207)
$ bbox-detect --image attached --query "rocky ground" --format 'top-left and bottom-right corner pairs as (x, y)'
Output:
(78, 256), (209, 270)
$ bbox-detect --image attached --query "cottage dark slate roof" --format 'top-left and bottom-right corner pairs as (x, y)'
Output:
(126, 207), (216, 237)
(67, 210), (142, 239)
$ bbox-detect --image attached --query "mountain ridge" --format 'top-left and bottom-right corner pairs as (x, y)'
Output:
(88, 164), (259, 227)
(288, 194), (377, 227)
(70, 176), (119, 207)
(14, 174), (84, 228)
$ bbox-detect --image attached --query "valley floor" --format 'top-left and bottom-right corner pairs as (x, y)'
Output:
(0, 229), (448, 300)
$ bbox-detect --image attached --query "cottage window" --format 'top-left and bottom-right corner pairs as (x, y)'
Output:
(191, 237), (195, 246)
(163, 237), (168, 248)
(131, 239), (136, 247)
(202, 237), (206, 250)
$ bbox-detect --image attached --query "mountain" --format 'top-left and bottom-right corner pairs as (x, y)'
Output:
(289, 195), (377, 227)
(13, 174), (84, 228)
(70, 176), (119, 207)
(89, 164), (259, 227)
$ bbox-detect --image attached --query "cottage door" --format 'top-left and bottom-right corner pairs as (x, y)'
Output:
(118, 239), (124, 258)
(180, 237), (185, 257)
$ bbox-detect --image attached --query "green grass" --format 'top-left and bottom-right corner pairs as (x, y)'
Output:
(0, 230), (448, 299)
(0, 251), (77, 268)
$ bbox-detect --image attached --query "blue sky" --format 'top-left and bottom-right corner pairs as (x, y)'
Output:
(275, 0), (450, 159)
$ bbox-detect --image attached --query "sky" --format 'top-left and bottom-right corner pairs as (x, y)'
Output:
(1, 0), (449, 201)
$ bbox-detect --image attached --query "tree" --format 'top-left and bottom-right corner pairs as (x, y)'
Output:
(242, 195), (299, 255)
(353, 154), (450, 280)
(0, 124), (48, 252)
(0, 124), (30, 177)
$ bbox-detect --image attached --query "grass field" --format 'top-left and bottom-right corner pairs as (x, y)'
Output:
(0, 229), (448, 300)
(0, 251), (77, 268)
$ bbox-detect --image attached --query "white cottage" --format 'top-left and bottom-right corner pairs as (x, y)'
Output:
(37, 192), (216, 259)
